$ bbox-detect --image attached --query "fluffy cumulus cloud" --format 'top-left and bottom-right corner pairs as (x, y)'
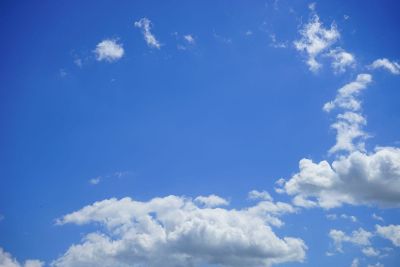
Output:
(376, 224), (400, 247)
(134, 18), (161, 49)
(329, 228), (372, 252)
(294, 14), (340, 72)
(52, 195), (306, 267)
(0, 247), (44, 267)
(277, 147), (400, 209)
(94, 39), (124, 62)
(369, 58), (400, 75)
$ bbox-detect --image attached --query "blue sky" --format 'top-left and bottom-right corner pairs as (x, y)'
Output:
(0, 1), (400, 267)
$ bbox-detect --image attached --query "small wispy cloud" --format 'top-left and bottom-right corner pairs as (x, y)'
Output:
(372, 213), (384, 222)
(183, 34), (195, 45)
(134, 18), (161, 49)
(269, 33), (287, 48)
(368, 58), (400, 75)
(213, 31), (232, 44)
(89, 176), (101, 185)
(89, 171), (131, 185)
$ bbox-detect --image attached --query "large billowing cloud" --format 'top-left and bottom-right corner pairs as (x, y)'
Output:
(52, 195), (306, 267)
(0, 247), (44, 267)
(277, 146), (400, 209)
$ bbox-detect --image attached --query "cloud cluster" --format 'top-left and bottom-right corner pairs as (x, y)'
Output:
(52, 195), (306, 267)
(94, 39), (124, 62)
(328, 224), (400, 259)
(329, 228), (372, 252)
(134, 18), (161, 49)
(0, 247), (44, 267)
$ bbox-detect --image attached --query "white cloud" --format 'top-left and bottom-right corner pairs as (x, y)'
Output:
(329, 228), (372, 252)
(134, 18), (161, 49)
(327, 48), (356, 73)
(308, 2), (316, 11)
(376, 224), (400, 247)
(248, 190), (273, 201)
(369, 58), (400, 75)
(94, 39), (124, 62)
(183, 34), (195, 45)
(0, 247), (44, 267)
(323, 74), (372, 113)
(194, 194), (229, 207)
(294, 14), (340, 72)
(326, 214), (357, 222)
(340, 214), (357, 223)
(53, 195), (306, 267)
(277, 147), (400, 209)
(367, 263), (384, 267)
(362, 246), (380, 257)
(323, 74), (372, 154)
(329, 111), (368, 154)
(350, 258), (359, 267)
(372, 213), (384, 222)
(270, 34), (287, 48)
(89, 176), (101, 185)
(326, 214), (337, 220)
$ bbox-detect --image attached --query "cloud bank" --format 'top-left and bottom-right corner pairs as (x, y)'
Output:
(52, 195), (306, 267)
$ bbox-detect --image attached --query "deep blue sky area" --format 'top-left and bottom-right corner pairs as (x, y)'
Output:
(0, 1), (399, 267)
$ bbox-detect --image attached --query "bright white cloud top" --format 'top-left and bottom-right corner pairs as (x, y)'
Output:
(53, 196), (306, 267)
(278, 147), (400, 209)
(94, 39), (124, 62)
